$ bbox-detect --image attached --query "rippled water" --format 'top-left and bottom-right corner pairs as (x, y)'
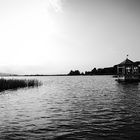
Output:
(0, 76), (140, 140)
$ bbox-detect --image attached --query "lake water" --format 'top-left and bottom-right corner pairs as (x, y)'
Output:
(0, 76), (140, 140)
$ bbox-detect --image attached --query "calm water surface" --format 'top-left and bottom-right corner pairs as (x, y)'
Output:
(0, 76), (140, 140)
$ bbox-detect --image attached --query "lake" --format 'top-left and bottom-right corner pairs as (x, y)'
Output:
(0, 76), (140, 140)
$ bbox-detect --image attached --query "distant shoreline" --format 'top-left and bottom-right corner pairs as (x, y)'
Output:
(0, 66), (117, 77)
(0, 74), (115, 77)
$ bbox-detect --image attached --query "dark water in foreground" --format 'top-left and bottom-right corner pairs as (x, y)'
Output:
(0, 76), (140, 140)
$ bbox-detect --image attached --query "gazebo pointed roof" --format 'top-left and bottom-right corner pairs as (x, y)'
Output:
(118, 58), (134, 66)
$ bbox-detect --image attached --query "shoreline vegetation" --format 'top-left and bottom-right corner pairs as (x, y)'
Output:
(28, 66), (117, 76)
(0, 78), (41, 92)
(68, 66), (117, 76)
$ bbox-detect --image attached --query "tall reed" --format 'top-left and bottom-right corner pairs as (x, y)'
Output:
(0, 78), (41, 92)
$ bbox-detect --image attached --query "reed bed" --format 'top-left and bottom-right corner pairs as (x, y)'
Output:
(0, 78), (41, 92)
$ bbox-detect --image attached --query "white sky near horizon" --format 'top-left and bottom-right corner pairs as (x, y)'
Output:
(0, 0), (140, 74)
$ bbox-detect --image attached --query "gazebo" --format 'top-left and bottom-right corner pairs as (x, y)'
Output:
(117, 58), (140, 82)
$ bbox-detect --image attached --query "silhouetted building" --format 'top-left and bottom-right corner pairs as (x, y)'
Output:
(117, 58), (140, 82)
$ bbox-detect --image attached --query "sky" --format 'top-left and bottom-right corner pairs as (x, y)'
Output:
(0, 0), (140, 74)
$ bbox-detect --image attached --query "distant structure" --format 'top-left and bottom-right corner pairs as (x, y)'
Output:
(116, 58), (140, 82)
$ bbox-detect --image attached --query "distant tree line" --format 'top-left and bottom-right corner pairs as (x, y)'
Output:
(68, 66), (117, 76)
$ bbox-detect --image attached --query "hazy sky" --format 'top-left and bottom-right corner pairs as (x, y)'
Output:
(0, 0), (140, 74)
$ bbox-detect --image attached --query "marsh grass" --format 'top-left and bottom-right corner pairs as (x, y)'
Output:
(0, 78), (41, 92)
